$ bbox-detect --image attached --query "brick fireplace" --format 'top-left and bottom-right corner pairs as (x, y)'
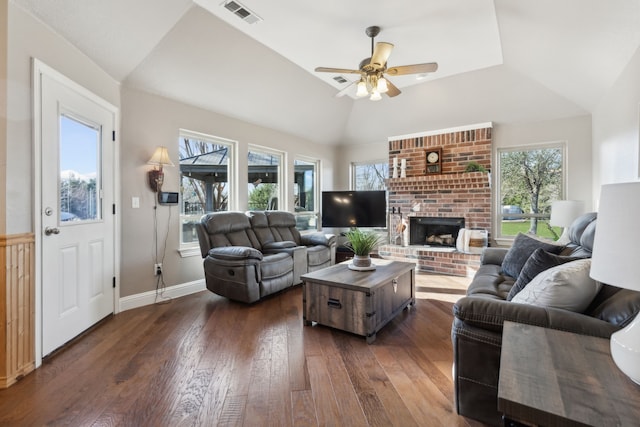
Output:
(379, 123), (492, 276)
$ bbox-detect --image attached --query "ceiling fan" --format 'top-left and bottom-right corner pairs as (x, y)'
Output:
(315, 26), (438, 100)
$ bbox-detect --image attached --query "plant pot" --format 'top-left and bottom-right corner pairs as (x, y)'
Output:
(352, 254), (371, 268)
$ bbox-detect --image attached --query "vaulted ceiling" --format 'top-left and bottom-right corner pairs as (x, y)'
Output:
(13, 0), (640, 145)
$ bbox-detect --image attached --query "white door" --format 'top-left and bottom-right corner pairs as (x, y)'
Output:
(40, 72), (116, 356)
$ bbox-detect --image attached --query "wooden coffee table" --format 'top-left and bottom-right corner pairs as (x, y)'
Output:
(301, 259), (415, 343)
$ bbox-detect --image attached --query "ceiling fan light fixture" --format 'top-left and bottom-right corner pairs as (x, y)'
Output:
(356, 80), (368, 97)
(377, 76), (389, 94)
(370, 91), (382, 101)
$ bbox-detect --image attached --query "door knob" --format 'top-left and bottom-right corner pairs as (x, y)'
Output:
(44, 227), (60, 236)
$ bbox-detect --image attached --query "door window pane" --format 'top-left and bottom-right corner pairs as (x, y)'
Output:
(179, 134), (232, 245)
(294, 159), (318, 231)
(248, 149), (282, 211)
(59, 115), (100, 223)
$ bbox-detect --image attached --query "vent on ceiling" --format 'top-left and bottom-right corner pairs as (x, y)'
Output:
(222, 0), (263, 24)
(333, 76), (348, 84)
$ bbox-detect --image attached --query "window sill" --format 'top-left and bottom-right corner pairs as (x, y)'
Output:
(179, 247), (201, 258)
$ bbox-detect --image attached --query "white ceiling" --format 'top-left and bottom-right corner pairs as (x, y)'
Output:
(11, 0), (640, 145)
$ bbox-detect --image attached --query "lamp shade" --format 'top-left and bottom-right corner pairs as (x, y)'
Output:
(590, 181), (640, 385)
(550, 200), (584, 227)
(147, 146), (174, 168)
(356, 80), (368, 97)
(591, 183), (640, 290)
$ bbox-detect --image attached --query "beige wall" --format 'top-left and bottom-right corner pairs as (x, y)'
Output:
(119, 87), (338, 297)
(7, 3), (120, 234)
(1, 0), (7, 235)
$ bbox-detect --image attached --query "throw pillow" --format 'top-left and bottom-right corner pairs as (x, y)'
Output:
(501, 233), (565, 279)
(511, 259), (602, 312)
(506, 248), (583, 301)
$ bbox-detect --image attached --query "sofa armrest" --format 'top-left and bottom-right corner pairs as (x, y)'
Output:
(208, 246), (263, 261)
(480, 247), (508, 266)
(263, 241), (297, 250)
(301, 233), (335, 247)
(453, 296), (619, 338)
(262, 245), (307, 285)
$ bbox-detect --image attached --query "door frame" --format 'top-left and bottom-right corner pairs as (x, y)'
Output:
(32, 59), (121, 367)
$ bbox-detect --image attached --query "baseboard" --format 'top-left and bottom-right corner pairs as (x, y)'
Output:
(119, 279), (206, 312)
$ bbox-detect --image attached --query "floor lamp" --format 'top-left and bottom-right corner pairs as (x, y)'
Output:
(590, 182), (640, 385)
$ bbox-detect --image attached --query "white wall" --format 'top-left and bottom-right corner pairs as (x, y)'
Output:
(493, 116), (593, 209)
(334, 141), (388, 189)
(120, 87), (338, 297)
(7, 3), (120, 234)
(592, 45), (640, 203)
(335, 117), (593, 211)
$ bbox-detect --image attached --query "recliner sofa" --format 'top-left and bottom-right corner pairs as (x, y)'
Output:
(196, 210), (335, 303)
(451, 212), (640, 425)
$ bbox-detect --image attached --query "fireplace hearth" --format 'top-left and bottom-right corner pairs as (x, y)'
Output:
(409, 217), (465, 247)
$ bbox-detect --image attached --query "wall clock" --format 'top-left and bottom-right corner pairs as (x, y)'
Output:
(426, 147), (442, 174)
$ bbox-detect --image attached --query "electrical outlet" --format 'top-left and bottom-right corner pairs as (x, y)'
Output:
(154, 263), (162, 276)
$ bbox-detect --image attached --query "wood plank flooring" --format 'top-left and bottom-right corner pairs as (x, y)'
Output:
(0, 273), (485, 426)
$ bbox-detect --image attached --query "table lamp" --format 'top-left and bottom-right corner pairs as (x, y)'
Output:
(590, 182), (640, 385)
(550, 200), (584, 244)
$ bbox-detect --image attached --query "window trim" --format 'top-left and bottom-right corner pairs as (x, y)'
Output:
(294, 155), (321, 232)
(350, 159), (389, 191)
(495, 140), (568, 242)
(178, 129), (238, 254)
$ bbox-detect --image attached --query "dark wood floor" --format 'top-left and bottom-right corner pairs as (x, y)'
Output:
(0, 273), (484, 426)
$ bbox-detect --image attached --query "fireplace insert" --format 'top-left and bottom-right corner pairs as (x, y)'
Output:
(409, 217), (465, 247)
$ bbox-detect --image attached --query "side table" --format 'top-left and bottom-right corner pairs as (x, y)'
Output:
(498, 321), (640, 426)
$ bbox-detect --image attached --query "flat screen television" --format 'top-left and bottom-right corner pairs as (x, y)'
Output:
(321, 190), (387, 228)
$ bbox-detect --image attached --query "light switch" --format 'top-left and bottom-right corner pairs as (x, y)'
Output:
(132, 196), (140, 209)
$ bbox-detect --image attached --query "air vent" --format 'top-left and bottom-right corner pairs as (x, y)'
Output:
(333, 76), (348, 84)
(222, 0), (263, 24)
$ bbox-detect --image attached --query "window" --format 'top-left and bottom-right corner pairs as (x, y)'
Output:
(497, 143), (566, 240)
(179, 130), (235, 246)
(59, 114), (100, 222)
(294, 158), (319, 231)
(352, 161), (388, 190)
(248, 146), (284, 211)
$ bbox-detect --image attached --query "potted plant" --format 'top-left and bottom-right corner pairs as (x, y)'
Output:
(464, 161), (487, 173)
(344, 228), (384, 270)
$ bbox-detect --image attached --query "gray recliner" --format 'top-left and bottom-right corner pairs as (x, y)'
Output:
(196, 210), (336, 303)
(251, 211), (336, 272)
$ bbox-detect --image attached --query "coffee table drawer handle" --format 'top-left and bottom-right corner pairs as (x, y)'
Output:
(327, 298), (342, 309)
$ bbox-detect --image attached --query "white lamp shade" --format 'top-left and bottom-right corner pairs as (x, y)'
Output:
(590, 183), (640, 290)
(377, 77), (389, 94)
(369, 91), (382, 101)
(550, 200), (584, 227)
(147, 146), (174, 168)
(590, 181), (640, 385)
(356, 80), (368, 97)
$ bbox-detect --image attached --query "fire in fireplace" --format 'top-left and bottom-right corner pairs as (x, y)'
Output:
(409, 217), (465, 247)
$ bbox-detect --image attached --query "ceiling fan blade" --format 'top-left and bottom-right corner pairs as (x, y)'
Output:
(384, 79), (401, 97)
(386, 62), (438, 76)
(335, 80), (357, 98)
(370, 42), (394, 68)
(315, 67), (362, 75)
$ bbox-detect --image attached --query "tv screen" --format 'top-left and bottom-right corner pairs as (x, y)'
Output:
(321, 190), (387, 228)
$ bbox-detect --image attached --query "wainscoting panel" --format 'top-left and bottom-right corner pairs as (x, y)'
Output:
(0, 233), (35, 388)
